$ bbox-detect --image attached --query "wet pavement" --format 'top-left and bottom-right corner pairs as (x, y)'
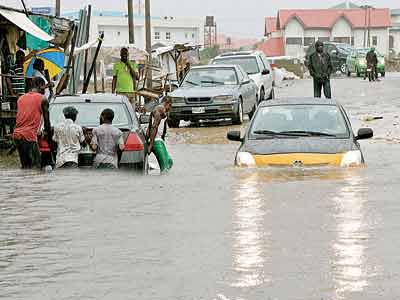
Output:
(1, 74), (400, 300)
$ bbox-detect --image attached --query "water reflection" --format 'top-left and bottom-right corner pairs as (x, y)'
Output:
(331, 174), (369, 297)
(230, 173), (269, 288)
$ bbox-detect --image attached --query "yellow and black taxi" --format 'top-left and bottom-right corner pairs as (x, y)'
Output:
(227, 98), (373, 167)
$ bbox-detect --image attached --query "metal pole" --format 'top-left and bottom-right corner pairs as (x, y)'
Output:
(128, 0), (135, 44)
(82, 34), (104, 94)
(20, 0), (29, 17)
(145, 0), (152, 89)
(367, 7), (371, 47)
(55, 0), (60, 16)
(363, 6), (367, 47)
(84, 5), (92, 80)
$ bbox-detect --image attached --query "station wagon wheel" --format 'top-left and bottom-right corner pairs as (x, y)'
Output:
(259, 88), (265, 102)
(340, 63), (347, 74)
(232, 99), (243, 125)
(167, 118), (180, 128)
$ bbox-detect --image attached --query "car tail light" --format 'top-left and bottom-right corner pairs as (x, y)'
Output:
(124, 132), (144, 151)
(38, 137), (51, 152)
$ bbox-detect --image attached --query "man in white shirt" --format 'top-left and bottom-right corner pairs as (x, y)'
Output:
(53, 106), (87, 168)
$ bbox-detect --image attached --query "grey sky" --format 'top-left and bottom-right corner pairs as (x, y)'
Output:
(3, 0), (400, 38)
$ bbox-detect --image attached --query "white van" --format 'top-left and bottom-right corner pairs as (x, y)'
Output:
(211, 51), (274, 103)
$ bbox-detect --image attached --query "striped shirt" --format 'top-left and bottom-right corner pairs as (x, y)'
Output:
(9, 64), (25, 95)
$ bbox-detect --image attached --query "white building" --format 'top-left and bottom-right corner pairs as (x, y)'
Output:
(89, 15), (204, 50)
(390, 9), (400, 55)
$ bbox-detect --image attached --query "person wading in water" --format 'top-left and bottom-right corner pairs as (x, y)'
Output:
(12, 77), (50, 169)
(146, 97), (173, 173)
(308, 41), (333, 99)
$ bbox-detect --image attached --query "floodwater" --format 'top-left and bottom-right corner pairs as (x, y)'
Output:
(1, 74), (400, 300)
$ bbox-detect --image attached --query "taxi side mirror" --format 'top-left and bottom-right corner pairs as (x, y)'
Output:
(227, 131), (243, 142)
(356, 128), (373, 140)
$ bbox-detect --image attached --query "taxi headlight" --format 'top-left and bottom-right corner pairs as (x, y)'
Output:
(358, 58), (366, 66)
(236, 152), (256, 167)
(214, 95), (234, 102)
(340, 150), (362, 167)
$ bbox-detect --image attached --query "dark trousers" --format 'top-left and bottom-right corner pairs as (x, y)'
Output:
(14, 139), (41, 169)
(313, 78), (331, 99)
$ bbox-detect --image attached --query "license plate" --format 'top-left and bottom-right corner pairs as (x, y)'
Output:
(192, 107), (205, 114)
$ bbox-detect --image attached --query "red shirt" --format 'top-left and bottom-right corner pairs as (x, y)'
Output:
(13, 92), (43, 142)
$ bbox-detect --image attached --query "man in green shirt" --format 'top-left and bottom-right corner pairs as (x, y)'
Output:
(112, 47), (139, 108)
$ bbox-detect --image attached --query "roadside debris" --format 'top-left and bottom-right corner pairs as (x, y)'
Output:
(363, 116), (384, 122)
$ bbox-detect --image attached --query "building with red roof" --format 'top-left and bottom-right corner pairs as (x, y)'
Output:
(262, 7), (392, 58)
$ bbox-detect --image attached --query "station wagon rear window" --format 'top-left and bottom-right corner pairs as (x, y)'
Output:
(50, 103), (133, 128)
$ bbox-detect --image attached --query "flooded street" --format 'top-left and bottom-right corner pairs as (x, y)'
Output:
(1, 74), (400, 300)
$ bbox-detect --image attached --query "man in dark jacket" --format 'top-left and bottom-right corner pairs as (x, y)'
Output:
(308, 41), (333, 99)
(365, 47), (378, 81)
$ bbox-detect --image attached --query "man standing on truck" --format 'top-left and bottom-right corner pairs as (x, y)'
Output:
(308, 41), (333, 99)
(146, 97), (173, 174)
(112, 48), (139, 108)
(13, 77), (50, 169)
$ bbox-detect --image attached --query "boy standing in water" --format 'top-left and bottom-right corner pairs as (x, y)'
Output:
(147, 97), (173, 173)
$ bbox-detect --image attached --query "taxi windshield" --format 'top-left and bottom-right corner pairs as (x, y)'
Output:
(250, 104), (349, 139)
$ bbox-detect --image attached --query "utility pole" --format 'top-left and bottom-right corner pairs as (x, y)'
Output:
(145, 0), (152, 88)
(55, 0), (60, 16)
(128, 0), (135, 44)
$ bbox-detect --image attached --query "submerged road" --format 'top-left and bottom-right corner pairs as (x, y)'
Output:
(1, 74), (400, 300)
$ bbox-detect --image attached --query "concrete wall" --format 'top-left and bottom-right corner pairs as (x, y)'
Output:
(331, 18), (352, 39)
(285, 19), (304, 37)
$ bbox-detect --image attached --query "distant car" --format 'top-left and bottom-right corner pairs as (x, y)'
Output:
(227, 97), (373, 167)
(305, 42), (353, 74)
(39, 94), (149, 172)
(346, 48), (386, 77)
(167, 65), (258, 127)
(210, 51), (274, 102)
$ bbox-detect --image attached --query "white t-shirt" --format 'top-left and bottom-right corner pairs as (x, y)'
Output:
(53, 118), (85, 168)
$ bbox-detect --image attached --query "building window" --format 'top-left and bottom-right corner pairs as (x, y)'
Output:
(192, 33), (195, 39)
(185, 33), (188, 39)
(318, 37), (330, 43)
(389, 35), (394, 49)
(333, 37), (350, 44)
(303, 37), (315, 47)
(117, 32), (121, 36)
(286, 37), (303, 45)
(166, 32), (171, 40)
(372, 36), (378, 46)
(155, 32), (160, 40)
(351, 37), (354, 46)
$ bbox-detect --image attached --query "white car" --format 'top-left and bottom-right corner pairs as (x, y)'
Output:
(211, 51), (274, 103)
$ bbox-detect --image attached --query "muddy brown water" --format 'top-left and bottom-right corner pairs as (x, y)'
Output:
(1, 74), (400, 300)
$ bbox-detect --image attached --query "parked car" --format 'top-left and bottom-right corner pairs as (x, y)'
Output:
(39, 94), (149, 172)
(210, 51), (274, 102)
(305, 42), (353, 74)
(227, 97), (373, 167)
(167, 65), (258, 127)
(346, 48), (386, 77)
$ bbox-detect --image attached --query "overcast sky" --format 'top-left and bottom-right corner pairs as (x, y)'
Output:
(3, 0), (399, 38)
